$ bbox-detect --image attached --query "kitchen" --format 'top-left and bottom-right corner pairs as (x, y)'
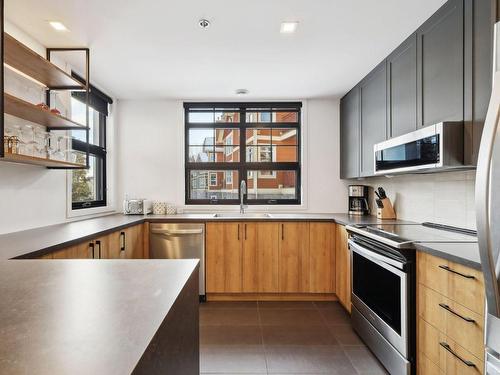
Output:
(0, 0), (499, 374)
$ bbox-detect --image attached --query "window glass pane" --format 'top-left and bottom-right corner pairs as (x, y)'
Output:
(246, 112), (271, 123)
(247, 170), (297, 201)
(189, 170), (239, 201)
(188, 128), (214, 145)
(274, 146), (298, 162)
(72, 154), (103, 203)
(215, 112), (240, 123)
(70, 97), (101, 145)
(271, 128), (298, 145)
(215, 128), (240, 145)
(273, 111), (299, 123)
(246, 128), (272, 146)
(188, 112), (214, 123)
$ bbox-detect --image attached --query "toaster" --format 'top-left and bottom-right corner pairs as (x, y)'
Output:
(123, 199), (152, 215)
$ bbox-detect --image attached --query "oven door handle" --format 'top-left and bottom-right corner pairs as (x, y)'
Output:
(349, 240), (406, 272)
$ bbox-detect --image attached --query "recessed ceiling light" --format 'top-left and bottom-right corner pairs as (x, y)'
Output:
(49, 21), (68, 31)
(280, 21), (299, 34)
(198, 19), (211, 29)
(235, 89), (249, 96)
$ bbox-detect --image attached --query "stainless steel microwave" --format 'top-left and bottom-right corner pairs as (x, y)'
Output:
(374, 122), (466, 175)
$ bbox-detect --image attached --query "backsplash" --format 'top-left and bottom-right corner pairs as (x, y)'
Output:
(356, 170), (476, 229)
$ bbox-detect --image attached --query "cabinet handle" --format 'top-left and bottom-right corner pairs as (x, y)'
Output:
(245, 224), (247, 240)
(120, 232), (126, 251)
(281, 224), (284, 240)
(439, 342), (476, 367)
(438, 265), (475, 279)
(95, 240), (102, 259)
(438, 303), (475, 323)
(89, 242), (95, 258)
(237, 224), (240, 240)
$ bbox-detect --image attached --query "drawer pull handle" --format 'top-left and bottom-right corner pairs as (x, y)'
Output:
(439, 342), (476, 367)
(438, 265), (475, 279)
(438, 303), (475, 323)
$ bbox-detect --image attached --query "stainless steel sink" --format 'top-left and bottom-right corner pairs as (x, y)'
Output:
(213, 213), (272, 219)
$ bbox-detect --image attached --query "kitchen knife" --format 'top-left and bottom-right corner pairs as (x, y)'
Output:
(378, 187), (387, 199)
(376, 199), (384, 208)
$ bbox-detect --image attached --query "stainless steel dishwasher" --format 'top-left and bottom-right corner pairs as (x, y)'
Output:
(150, 223), (205, 299)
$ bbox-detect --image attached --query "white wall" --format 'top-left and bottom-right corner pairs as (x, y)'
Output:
(116, 98), (349, 213)
(354, 170), (477, 229)
(0, 21), (117, 235)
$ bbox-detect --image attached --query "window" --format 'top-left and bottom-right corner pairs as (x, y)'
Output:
(70, 74), (113, 210)
(185, 102), (301, 205)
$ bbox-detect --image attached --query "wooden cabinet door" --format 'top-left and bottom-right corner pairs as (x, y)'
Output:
(242, 222), (280, 293)
(123, 224), (144, 259)
(417, 0), (464, 127)
(309, 222), (336, 293)
(100, 231), (123, 259)
(360, 60), (388, 177)
(279, 222), (310, 293)
(335, 225), (351, 312)
(52, 241), (94, 259)
(340, 86), (360, 179)
(387, 33), (417, 138)
(206, 222), (243, 293)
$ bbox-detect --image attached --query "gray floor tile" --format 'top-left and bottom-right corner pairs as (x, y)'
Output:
(258, 301), (316, 309)
(201, 301), (258, 310)
(344, 346), (389, 375)
(201, 325), (263, 345)
(328, 324), (365, 346)
(260, 308), (325, 326)
(318, 306), (351, 325)
(262, 325), (339, 346)
(200, 345), (268, 373)
(200, 308), (261, 326)
(264, 345), (357, 374)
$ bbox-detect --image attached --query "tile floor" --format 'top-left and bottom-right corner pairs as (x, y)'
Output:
(200, 301), (388, 374)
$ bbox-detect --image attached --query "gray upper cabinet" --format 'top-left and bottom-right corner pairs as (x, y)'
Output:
(340, 87), (360, 179)
(387, 34), (417, 138)
(360, 61), (387, 177)
(417, 0), (464, 127)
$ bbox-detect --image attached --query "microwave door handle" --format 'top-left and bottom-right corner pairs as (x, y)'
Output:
(349, 240), (406, 273)
(476, 70), (500, 317)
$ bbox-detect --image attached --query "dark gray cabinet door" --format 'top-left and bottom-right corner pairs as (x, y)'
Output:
(417, 0), (464, 127)
(387, 33), (417, 138)
(360, 61), (387, 177)
(340, 87), (360, 179)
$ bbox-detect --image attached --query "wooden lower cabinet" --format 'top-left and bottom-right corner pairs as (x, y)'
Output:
(279, 222), (310, 293)
(206, 221), (336, 296)
(309, 222), (336, 293)
(417, 252), (486, 375)
(37, 224), (146, 260)
(335, 224), (351, 312)
(206, 222), (243, 293)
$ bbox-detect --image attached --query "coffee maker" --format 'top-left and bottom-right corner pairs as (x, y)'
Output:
(348, 185), (370, 215)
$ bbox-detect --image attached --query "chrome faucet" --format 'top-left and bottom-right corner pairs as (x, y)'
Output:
(240, 180), (248, 214)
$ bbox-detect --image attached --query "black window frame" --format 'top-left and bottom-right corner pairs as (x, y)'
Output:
(184, 102), (302, 205)
(72, 111), (107, 210)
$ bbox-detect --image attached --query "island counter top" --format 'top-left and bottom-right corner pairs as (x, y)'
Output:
(0, 259), (200, 375)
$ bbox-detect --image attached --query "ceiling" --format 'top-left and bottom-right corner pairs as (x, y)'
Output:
(5, 0), (447, 100)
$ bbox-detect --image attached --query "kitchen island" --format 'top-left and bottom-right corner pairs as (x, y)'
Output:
(0, 259), (199, 375)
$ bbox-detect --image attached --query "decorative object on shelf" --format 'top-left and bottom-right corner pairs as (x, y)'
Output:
(375, 187), (396, 220)
(166, 205), (177, 215)
(152, 201), (167, 215)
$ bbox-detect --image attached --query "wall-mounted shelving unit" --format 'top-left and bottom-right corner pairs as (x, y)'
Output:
(1, 31), (90, 169)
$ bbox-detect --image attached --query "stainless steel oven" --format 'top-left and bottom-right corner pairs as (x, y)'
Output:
(349, 234), (415, 375)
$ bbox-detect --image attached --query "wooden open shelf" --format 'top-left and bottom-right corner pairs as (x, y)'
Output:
(3, 33), (85, 89)
(1, 152), (86, 168)
(4, 93), (87, 129)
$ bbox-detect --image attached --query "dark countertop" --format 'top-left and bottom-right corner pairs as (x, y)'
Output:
(415, 242), (481, 270)
(0, 212), (410, 260)
(0, 212), (482, 270)
(0, 259), (199, 375)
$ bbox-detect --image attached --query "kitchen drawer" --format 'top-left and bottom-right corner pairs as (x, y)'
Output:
(418, 284), (484, 360)
(418, 351), (442, 375)
(418, 318), (484, 375)
(417, 252), (484, 315)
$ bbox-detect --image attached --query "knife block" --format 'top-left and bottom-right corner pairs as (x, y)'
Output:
(377, 198), (396, 220)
